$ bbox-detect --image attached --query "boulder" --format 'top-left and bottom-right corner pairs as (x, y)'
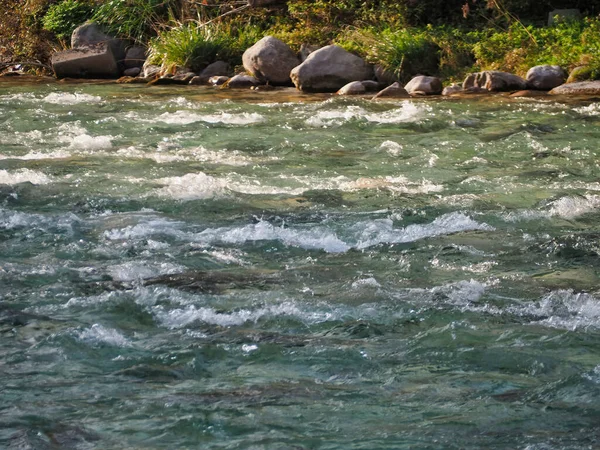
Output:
(226, 74), (261, 88)
(463, 71), (527, 92)
(372, 82), (410, 99)
(172, 71), (196, 83)
(337, 81), (366, 95)
(52, 44), (120, 79)
(550, 81), (600, 96)
(242, 36), (299, 86)
(405, 75), (443, 95)
(526, 65), (566, 90)
(442, 83), (463, 96)
(71, 23), (127, 65)
(509, 90), (550, 98)
(209, 75), (230, 86)
(361, 80), (381, 92)
(290, 45), (374, 92)
(123, 67), (141, 77)
(200, 61), (231, 78)
(124, 46), (146, 69)
(567, 66), (593, 83)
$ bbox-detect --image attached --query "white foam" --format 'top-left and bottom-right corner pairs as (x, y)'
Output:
(351, 277), (381, 289)
(0, 169), (52, 185)
(69, 134), (113, 150)
(197, 221), (351, 253)
(380, 140), (403, 156)
(43, 92), (103, 105)
(157, 110), (265, 125)
(0, 150), (72, 160)
(103, 217), (186, 241)
(354, 212), (494, 249)
(153, 172), (228, 200)
(306, 102), (427, 127)
(157, 301), (339, 329)
(548, 195), (600, 219)
(115, 146), (252, 166)
(107, 261), (185, 282)
(516, 290), (600, 331)
(76, 324), (130, 347)
(193, 212), (492, 253)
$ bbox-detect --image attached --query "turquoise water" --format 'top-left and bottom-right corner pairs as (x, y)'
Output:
(1, 80), (599, 449)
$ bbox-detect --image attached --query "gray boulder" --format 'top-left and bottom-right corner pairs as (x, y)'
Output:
(124, 46), (146, 69)
(123, 67), (141, 77)
(209, 76), (230, 86)
(405, 75), (442, 95)
(200, 61), (231, 78)
(526, 65), (566, 90)
(290, 45), (373, 92)
(337, 81), (366, 95)
(361, 80), (381, 92)
(51, 44), (120, 79)
(243, 36), (299, 86)
(550, 81), (600, 96)
(463, 71), (527, 92)
(372, 82), (410, 99)
(226, 74), (261, 88)
(442, 83), (463, 96)
(71, 23), (127, 64)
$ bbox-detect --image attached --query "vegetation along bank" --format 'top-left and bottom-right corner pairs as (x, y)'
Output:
(2, 0), (600, 96)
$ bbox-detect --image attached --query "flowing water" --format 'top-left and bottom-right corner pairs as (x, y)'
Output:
(1, 80), (600, 449)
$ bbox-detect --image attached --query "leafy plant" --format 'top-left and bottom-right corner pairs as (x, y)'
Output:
(337, 27), (440, 82)
(148, 23), (228, 72)
(92, 0), (174, 43)
(42, 0), (95, 41)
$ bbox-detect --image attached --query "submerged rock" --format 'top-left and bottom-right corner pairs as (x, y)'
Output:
(550, 81), (600, 95)
(290, 45), (373, 92)
(405, 75), (443, 95)
(463, 70), (527, 92)
(225, 74), (261, 88)
(526, 65), (566, 90)
(337, 81), (366, 95)
(123, 67), (141, 77)
(372, 82), (410, 99)
(142, 270), (279, 294)
(243, 36), (299, 86)
(442, 83), (463, 96)
(509, 89), (550, 98)
(209, 75), (230, 86)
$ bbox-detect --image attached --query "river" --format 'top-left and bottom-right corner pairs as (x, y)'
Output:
(1, 80), (599, 449)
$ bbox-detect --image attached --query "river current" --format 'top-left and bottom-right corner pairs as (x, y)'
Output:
(1, 80), (599, 449)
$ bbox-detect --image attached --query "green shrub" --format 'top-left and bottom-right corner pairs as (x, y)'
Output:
(337, 27), (440, 81)
(470, 17), (600, 76)
(42, 0), (94, 41)
(148, 22), (266, 72)
(148, 23), (229, 72)
(92, 0), (174, 43)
